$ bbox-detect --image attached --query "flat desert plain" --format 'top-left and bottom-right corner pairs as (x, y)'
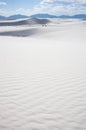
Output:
(0, 18), (86, 130)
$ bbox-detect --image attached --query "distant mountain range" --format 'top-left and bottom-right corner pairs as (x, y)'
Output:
(30, 14), (57, 18)
(0, 15), (6, 20)
(0, 13), (86, 20)
(8, 14), (29, 19)
(57, 14), (86, 19)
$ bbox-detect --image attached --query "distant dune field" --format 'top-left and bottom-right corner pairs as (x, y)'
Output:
(0, 19), (86, 130)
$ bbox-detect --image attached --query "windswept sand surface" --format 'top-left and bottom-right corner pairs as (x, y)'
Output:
(0, 19), (86, 130)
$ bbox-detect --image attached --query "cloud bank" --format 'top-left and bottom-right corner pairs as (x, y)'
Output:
(0, 0), (86, 16)
(0, 1), (7, 5)
(34, 0), (86, 15)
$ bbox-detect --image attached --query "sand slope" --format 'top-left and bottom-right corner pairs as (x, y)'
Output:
(0, 18), (50, 26)
(0, 19), (86, 130)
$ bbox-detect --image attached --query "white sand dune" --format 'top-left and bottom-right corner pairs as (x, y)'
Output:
(0, 18), (50, 26)
(0, 19), (86, 130)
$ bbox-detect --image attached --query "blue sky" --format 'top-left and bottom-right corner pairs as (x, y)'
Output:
(0, 0), (86, 16)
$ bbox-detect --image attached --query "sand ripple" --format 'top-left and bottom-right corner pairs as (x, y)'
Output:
(0, 72), (86, 130)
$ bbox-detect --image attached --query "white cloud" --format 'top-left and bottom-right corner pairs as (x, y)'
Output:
(16, 8), (30, 15)
(0, 9), (9, 16)
(34, 0), (86, 15)
(0, 0), (86, 16)
(0, 1), (7, 5)
(40, 0), (86, 5)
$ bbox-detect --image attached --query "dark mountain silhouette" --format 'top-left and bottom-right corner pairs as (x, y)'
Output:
(30, 14), (57, 18)
(58, 14), (86, 18)
(0, 14), (86, 20)
(0, 15), (6, 20)
(30, 14), (86, 18)
(8, 14), (29, 19)
(71, 14), (86, 18)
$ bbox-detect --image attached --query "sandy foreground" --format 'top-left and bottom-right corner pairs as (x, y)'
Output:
(0, 19), (86, 130)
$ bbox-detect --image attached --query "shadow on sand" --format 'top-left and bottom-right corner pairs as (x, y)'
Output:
(0, 18), (50, 26)
(0, 28), (39, 37)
